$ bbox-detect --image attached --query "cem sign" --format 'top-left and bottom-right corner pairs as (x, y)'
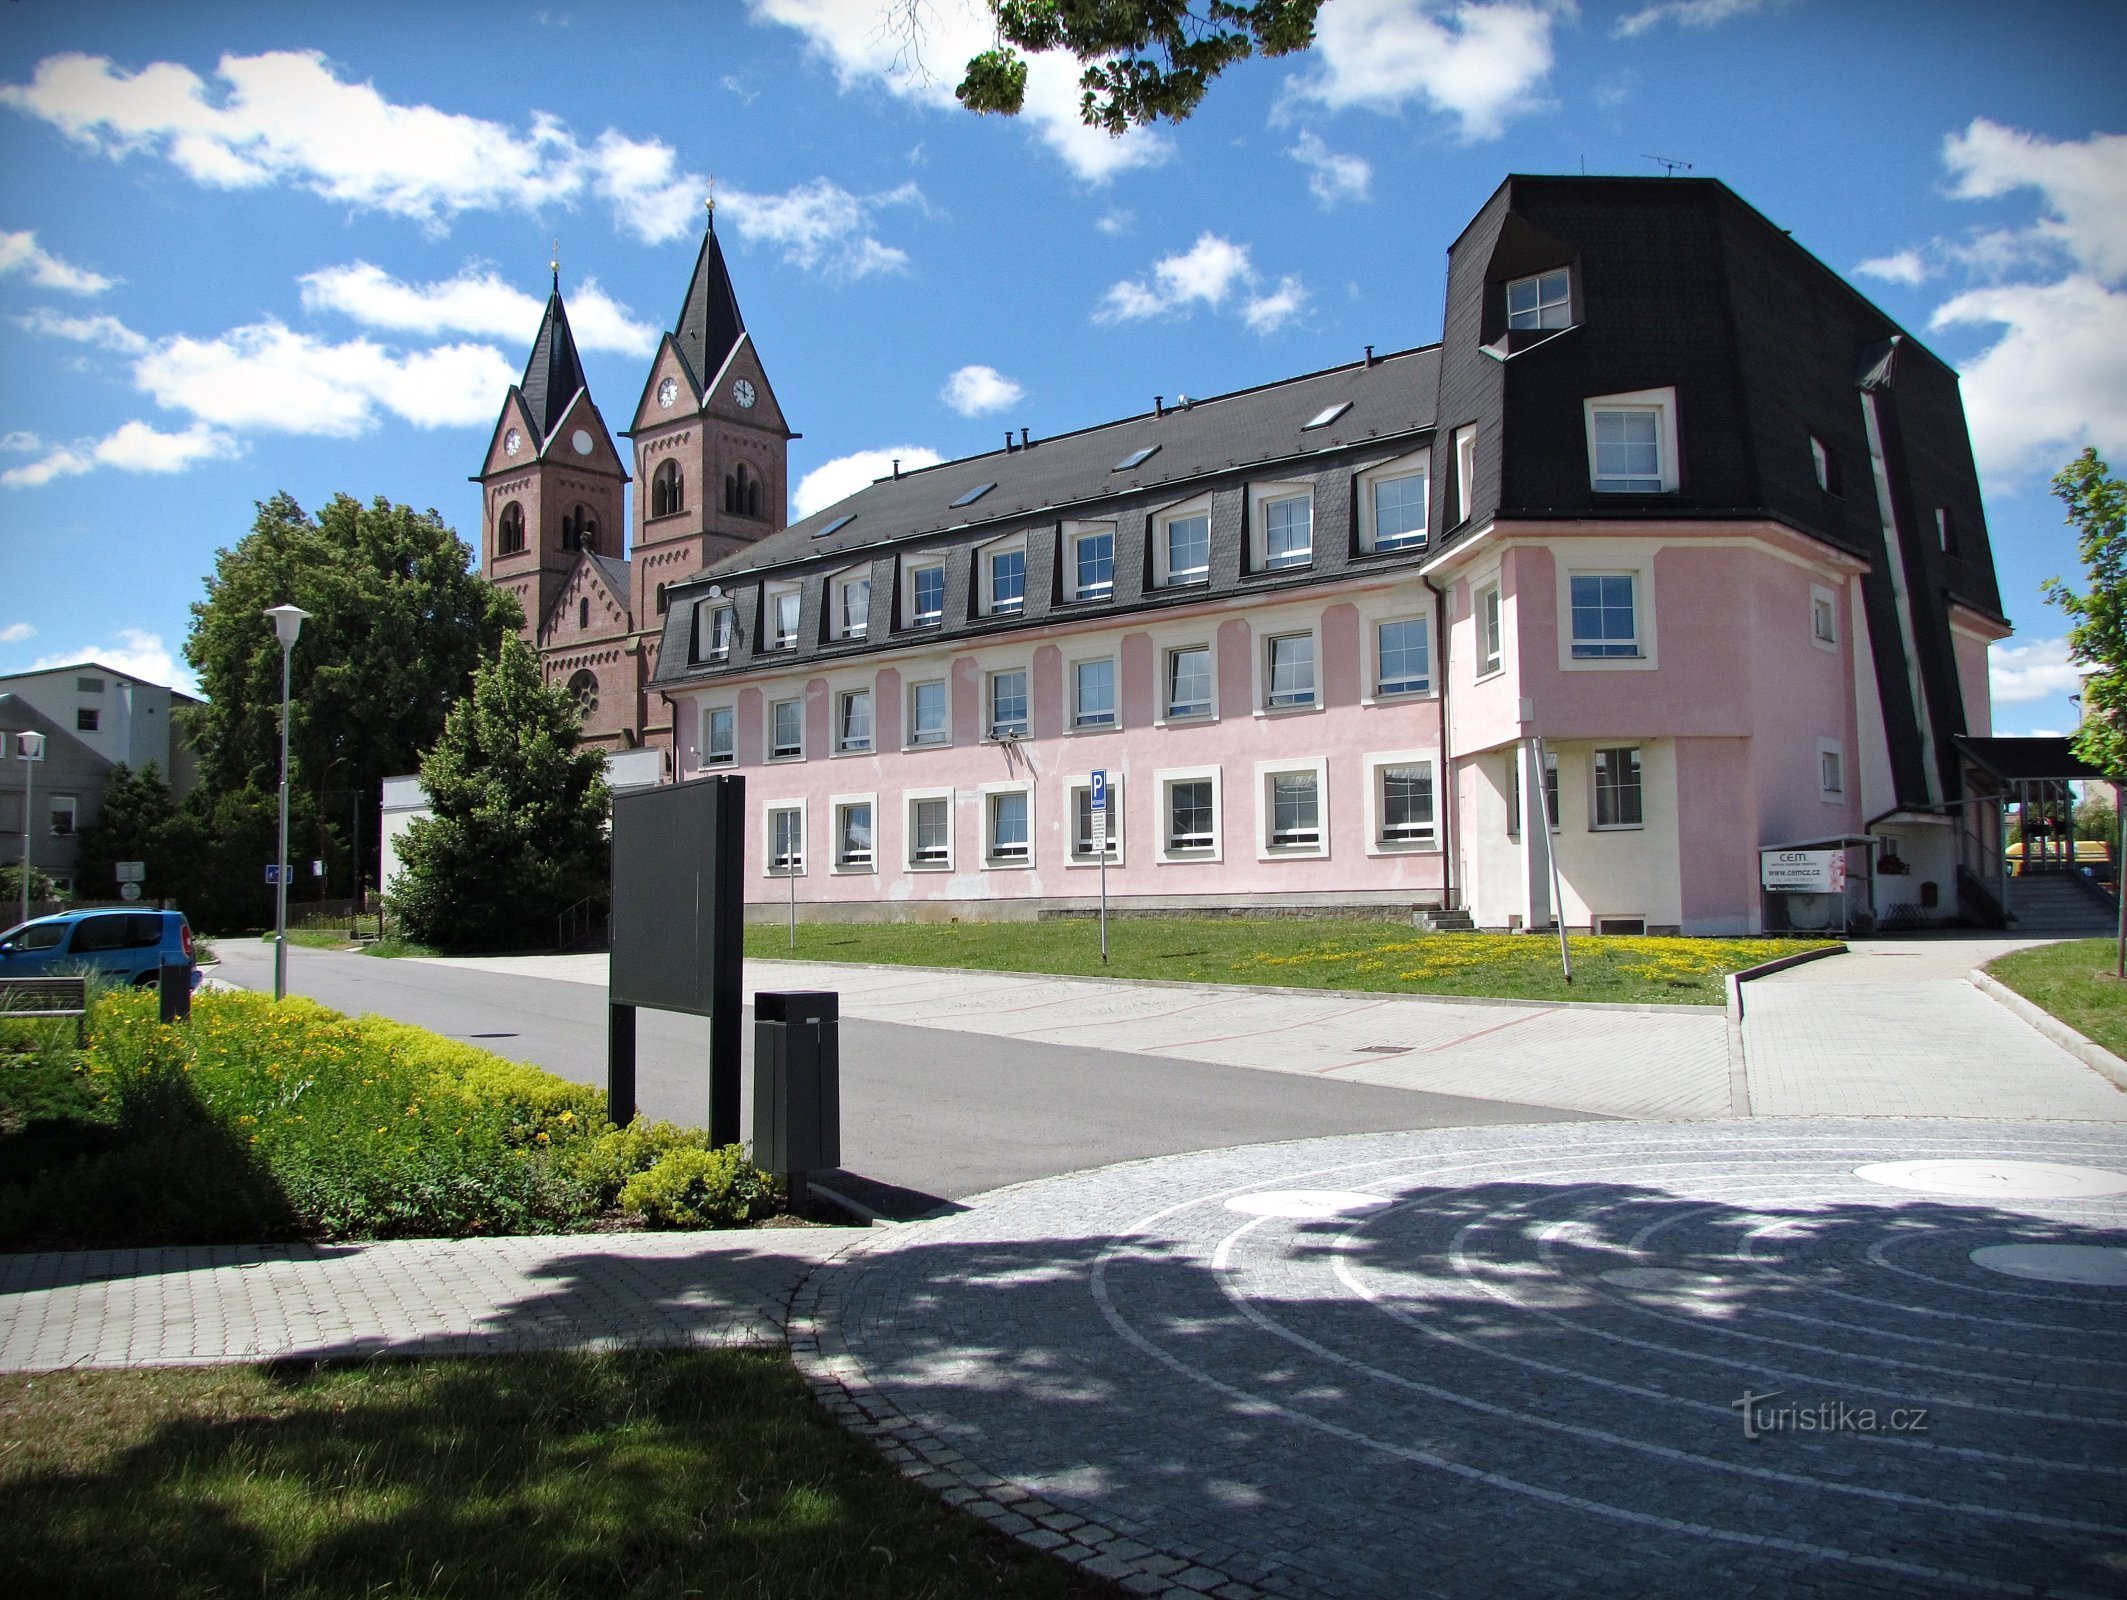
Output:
(1760, 848), (1847, 894)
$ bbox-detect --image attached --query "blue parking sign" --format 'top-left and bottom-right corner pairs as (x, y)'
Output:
(1091, 769), (1107, 811)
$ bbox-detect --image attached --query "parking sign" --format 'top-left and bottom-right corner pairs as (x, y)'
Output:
(1091, 769), (1107, 811)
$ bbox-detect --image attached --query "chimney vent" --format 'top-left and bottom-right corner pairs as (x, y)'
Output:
(1364, 345), (1375, 367)
(1155, 395), (1164, 417)
(1020, 427), (1030, 450)
(892, 458), (901, 480)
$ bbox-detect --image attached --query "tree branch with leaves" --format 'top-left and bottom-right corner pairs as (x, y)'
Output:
(2046, 449), (2126, 780)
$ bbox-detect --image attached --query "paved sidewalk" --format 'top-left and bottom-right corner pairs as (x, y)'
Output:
(0, 1228), (861, 1372)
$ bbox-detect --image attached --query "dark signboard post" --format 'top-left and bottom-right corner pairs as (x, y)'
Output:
(608, 774), (744, 1144)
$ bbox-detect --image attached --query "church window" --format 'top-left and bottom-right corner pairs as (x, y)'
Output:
(579, 599), (590, 629)
(651, 460), (684, 518)
(726, 461), (763, 518)
(567, 670), (599, 719)
(563, 504), (598, 552)
(497, 501), (526, 556)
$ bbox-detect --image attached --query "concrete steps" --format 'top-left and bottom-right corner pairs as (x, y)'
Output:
(2005, 873), (2120, 937)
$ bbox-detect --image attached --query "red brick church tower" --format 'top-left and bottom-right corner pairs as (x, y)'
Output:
(475, 204), (790, 766)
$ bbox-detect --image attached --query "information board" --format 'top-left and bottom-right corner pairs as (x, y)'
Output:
(1760, 848), (1847, 893)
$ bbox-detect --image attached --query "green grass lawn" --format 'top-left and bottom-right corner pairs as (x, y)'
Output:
(0, 1351), (1118, 1600)
(1985, 938), (2127, 1058)
(742, 919), (1832, 1006)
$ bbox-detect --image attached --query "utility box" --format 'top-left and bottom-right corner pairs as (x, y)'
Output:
(752, 991), (840, 1190)
(158, 960), (190, 1025)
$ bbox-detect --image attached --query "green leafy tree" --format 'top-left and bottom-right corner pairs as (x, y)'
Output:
(183, 492), (522, 889)
(2046, 450), (2127, 778)
(70, 763), (178, 901)
(389, 638), (609, 953)
(2075, 788), (2117, 843)
(951, 1), (1323, 132)
(1, 863), (58, 909)
(154, 786), (324, 935)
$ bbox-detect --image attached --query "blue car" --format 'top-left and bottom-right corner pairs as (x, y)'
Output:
(0, 909), (199, 988)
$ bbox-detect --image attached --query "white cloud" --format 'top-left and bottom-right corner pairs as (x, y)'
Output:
(0, 419), (242, 489)
(747, 0), (1170, 182)
(0, 50), (707, 241)
(1932, 277), (2127, 481)
(1289, 131), (1371, 206)
(0, 228), (113, 293)
(721, 177), (919, 279)
(134, 320), (516, 436)
(31, 629), (194, 695)
(940, 364), (1024, 417)
(1943, 119), (2127, 282)
(15, 307), (148, 353)
(0, 623), (35, 644)
(1285, 0), (1557, 143)
(793, 446), (944, 519)
(1096, 209), (1134, 236)
(1243, 275), (1310, 334)
(0, 433), (39, 452)
(1614, 0), (1785, 39)
(1096, 234), (1304, 335)
(1855, 249), (1931, 287)
(298, 261), (655, 354)
(1990, 637), (2089, 705)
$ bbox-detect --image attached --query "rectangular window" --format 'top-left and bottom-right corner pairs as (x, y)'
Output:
(1261, 494), (1312, 570)
(1379, 763), (1435, 846)
(1569, 574), (1640, 658)
(1377, 618), (1430, 696)
(1268, 771), (1320, 850)
(1073, 784), (1121, 861)
(769, 586), (801, 649)
(1506, 268), (1571, 330)
(989, 547), (1025, 614)
(769, 697), (803, 760)
(835, 801), (874, 869)
(1073, 658), (1116, 729)
(1166, 646), (1211, 719)
(1821, 749), (1844, 796)
(75, 708), (98, 732)
(1593, 746), (1644, 829)
(1163, 511), (1210, 585)
(988, 669), (1028, 738)
(1266, 633), (1316, 710)
(909, 796), (951, 866)
(908, 679), (948, 746)
(768, 807), (804, 874)
(1167, 779), (1215, 854)
(76, 676), (103, 694)
(836, 574), (871, 639)
(50, 795), (77, 836)
(1812, 593), (1838, 644)
(987, 790), (1029, 863)
(1455, 427), (1477, 524)
(1507, 752), (1560, 836)
(1073, 527), (1115, 600)
(702, 705), (735, 766)
(1810, 435), (1841, 495)
(1372, 472), (1427, 550)
(693, 603), (735, 663)
(1586, 389), (1678, 494)
(837, 689), (872, 753)
(911, 563), (945, 625)
(1477, 584), (1503, 676)
(1935, 506), (1955, 554)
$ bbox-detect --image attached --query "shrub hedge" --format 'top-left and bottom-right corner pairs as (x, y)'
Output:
(0, 990), (777, 1249)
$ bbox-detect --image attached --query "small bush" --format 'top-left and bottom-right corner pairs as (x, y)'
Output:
(619, 1146), (778, 1229)
(566, 1119), (703, 1207)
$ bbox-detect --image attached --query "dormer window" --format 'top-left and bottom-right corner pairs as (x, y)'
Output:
(766, 581), (801, 650)
(1506, 268), (1571, 330)
(1585, 388), (1680, 494)
(496, 501), (525, 556)
(833, 568), (872, 640)
(651, 459), (685, 518)
(725, 461), (762, 518)
(980, 536), (1026, 617)
(691, 601), (734, 663)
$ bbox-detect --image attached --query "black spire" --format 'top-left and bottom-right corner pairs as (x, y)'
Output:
(518, 287), (587, 444)
(672, 209), (746, 392)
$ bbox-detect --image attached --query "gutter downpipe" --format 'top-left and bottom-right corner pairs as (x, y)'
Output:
(1424, 572), (1457, 913)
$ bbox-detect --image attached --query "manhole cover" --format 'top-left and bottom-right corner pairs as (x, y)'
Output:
(1851, 1159), (2127, 1199)
(1969, 1243), (2127, 1286)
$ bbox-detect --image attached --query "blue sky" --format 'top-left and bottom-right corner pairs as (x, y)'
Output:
(1, 0), (2121, 739)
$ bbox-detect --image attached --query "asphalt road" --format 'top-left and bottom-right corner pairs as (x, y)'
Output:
(212, 939), (1592, 1215)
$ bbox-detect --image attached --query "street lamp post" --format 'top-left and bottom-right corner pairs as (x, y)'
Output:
(265, 604), (310, 1001)
(15, 731), (45, 927)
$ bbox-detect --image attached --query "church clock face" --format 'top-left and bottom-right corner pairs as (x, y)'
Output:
(657, 377), (679, 409)
(503, 427), (521, 456)
(732, 378), (756, 409)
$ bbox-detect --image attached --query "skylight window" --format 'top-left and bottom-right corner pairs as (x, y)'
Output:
(814, 514), (855, 538)
(1303, 401), (1351, 431)
(950, 482), (997, 508)
(1112, 445), (1160, 472)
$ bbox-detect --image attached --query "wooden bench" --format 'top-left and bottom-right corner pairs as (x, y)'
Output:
(0, 976), (89, 1046)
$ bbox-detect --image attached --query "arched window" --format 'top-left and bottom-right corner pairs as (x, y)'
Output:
(578, 598), (590, 629)
(725, 462), (762, 518)
(566, 670), (599, 719)
(747, 472), (761, 518)
(651, 459), (684, 518)
(496, 501), (525, 556)
(655, 582), (669, 615)
(562, 503), (598, 552)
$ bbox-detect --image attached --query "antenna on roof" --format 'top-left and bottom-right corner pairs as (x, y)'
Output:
(1643, 154), (1692, 177)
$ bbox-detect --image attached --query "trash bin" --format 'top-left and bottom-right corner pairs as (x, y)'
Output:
(752, 991), (840, 1195)
(158, 959), (191, 1024)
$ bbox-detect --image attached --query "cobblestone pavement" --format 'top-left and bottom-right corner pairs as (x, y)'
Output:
(794, 1119), (2127, 1600)
(0, 1229), (861, 1372)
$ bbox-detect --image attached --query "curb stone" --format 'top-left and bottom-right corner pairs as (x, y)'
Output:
(1968, 967), (2127, 1091)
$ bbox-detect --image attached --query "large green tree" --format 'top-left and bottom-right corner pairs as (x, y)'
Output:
(2046, 450), (2127, 779)
(389, 638), (609, 953)
(183, 492), (522, 891)
(949, 1), (1323, 132)
(69, 762), (179, 902)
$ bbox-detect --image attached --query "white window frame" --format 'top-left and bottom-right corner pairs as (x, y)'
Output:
(1475, 581), (1504, 679)
(981, 780), (1034, 869)
(765, 581), (802, 650)
(767, 695), (804, 761)
(50, 794), (77, 837)
(979, 534), (1028, 618)
(905, 787), (954, 870)
(906, 677), (950, 749)
(903, 556), (947, 628)
(1159, 641), (1216, 725)
(1454, 426), (1477, 526)
(1506, 267), (1572, 330)
(1552, 546), (1659, 673)
(1591, 745), (1645, 831)
(1255, 757), (1329, 860)
(1067, 773), (1124, 866)
(1066, 520), (1116, 602)
(1357, 449), (1430, 554)
(693, 601), (735, 664)
(1363, 751), (1441, 855)
(986, 666), (1030, 740)
(701, 703), (736, 767)
(1371, 614), (1432, 700)
(1818, 739), (1846, 801)
(831, 567), (872, 641)
(1810, 584), (1839, 652)
(1069, 654), (1118, 732)
(1583, 387), (1680, 495)
(1155, 764), (1222, 864)
(1152, 494), (1214, 588)
(764, 800), (807, 877)
(1810, 434), (1839, 495)
(1505, 748), (1560, 838)
(835, 686), (874, 754)
(1259, 626), (1321, 714)
(1248, 481), (1314, 573)
(1565, 571), (1643, 661)
(831, 794), (877, 873)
